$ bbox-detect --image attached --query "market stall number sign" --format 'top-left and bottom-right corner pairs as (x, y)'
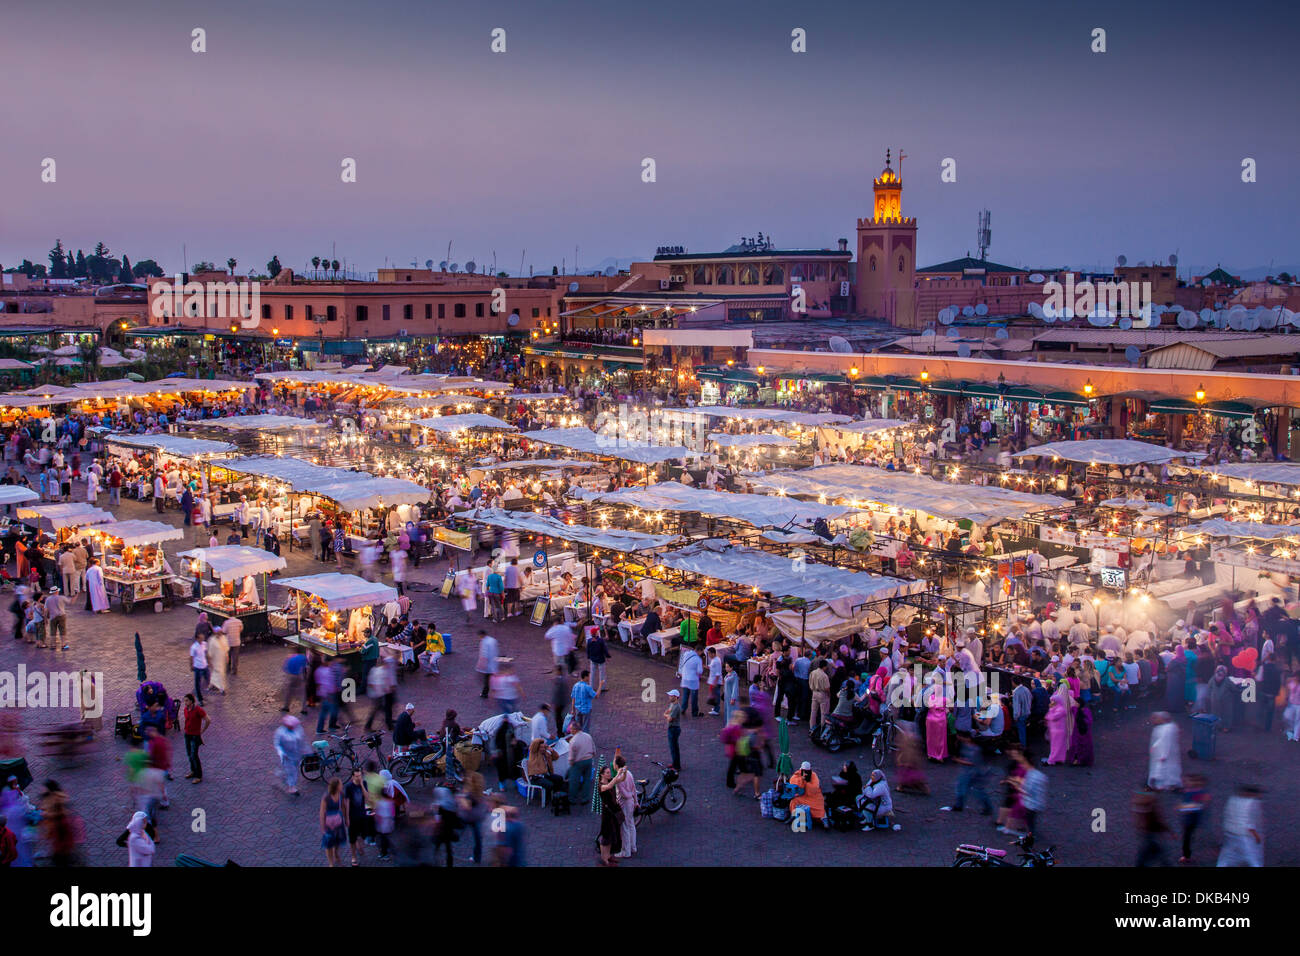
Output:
(1100, 567), (1126, 590)
(533, 550), (547, 569)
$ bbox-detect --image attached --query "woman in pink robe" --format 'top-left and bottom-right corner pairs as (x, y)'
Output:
(924, 681), (948, 761)
(1044, 682), (1074, 765)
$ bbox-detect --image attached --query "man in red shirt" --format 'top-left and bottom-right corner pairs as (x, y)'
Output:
(181, 694), (210, 784)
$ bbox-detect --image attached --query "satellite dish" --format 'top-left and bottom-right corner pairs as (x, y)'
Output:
(506, 313), (520, 327)
(449, 263), (459, 273)
(828, 336), (853, 353)
(1027, 301), (1043, 319)
(1118, 317), (1132, 331)
(1201, 278), (1211, 287)
(961, 305), (976, 317)
(995, 327), (1009, 339)
(1087, 313), (1112, 327)
(1029, 273), (1046, 284)
(1178, 312), (1197, 330)
(1245, 314), (1261, 332)
(920, 327), (935, 337)
(1199, 308), (1213, 323)
(1117, 255), (1128, 267)
(1125, 346), (1141, 363)
(1260, 308), (1279, 330)
(439, 260), (448, 271)
(1041, 301), (1056, 319)
(1043, 311), (1057, 324)
(1282, 308), (1296, 326)
(1169, 253), (1178, 266)
(466, 260), (477, 274)
(975, 303), (989, 316)
(1147, 310), (1161, 329)
(1169, 304), (1183, 313)
(957, 343), (971, 358)
(939, 307), (955, 326)
(946, 327), (961, 338)
(604, 266), (617, 277)
(567, 281), (580, 293)
(425, 259), (433, 269)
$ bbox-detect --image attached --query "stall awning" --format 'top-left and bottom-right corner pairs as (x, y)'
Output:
(1149, 398), (1201, 415)
(1204, 400), (1256, 419)
(578, 481), (861, 529)
(272, 572), (397, 610)
(0, 486), (40, 506)
(17, 503), (116, 530)
(1016, 439), (1194, 466)
(748, 464), (1072, 525)
(91, 519), (185, 548)
(708, 432), (797, 448)
(217, 456), (431, 511)
(414, 414), (517, 433)
(106, 433), (237, 458)
(177, 545), (289, 581)
(1044, 391), (1091, 408)
(453, 507), (680, 553)
(521, 427), (696, 464)
(201, 415), (327, 431)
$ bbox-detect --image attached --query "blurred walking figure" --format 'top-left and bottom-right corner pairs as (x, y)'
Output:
(1146, 713), (1182, 790)
(124, 811), (155, 867)
(1217, 784), (1264, 867)
(1133, 792), (1169, 867)
(274, 715), (303, 795)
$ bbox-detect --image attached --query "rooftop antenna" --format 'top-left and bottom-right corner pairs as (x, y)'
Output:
(976, 210), (992, 261)
(898, 149), (907, 181)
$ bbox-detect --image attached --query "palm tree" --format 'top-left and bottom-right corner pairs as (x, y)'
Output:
(311, 256), (321, 275)
(331, 259), (340, 278)
(227, 257), (237, 275)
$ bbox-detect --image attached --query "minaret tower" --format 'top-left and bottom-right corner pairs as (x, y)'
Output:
(856, 149), (918, 327)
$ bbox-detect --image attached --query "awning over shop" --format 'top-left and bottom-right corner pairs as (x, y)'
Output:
(1178, 519), (1300, 540)
(0, 486), (40, 506)
(1016, 439), (1194, 466)
(747, 464), (1073, 526)
(655, 539), (926, 611)
(177, 545), (289, 581)
(216, 456), (430, 511)
(1195, 463), (1300, 487)
(92, 519), (186, 548)
(200, 415), (327, 431)
(106, 433), (237, 458)
(17, 502), (116, 530)
(272, 572), (397, 610)
(576, 481), (861, 529)
(662, 406), (852, 427)
(453, 508), (680, 553)
(414, 414), (517, 433)
(521, 427), (695, 464)
(708, 432), (798, 448)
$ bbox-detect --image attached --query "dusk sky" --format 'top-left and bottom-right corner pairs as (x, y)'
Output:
(3, 0), (1297, 278)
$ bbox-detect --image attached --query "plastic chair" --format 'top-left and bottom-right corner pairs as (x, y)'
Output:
(519, 760), (547, 807)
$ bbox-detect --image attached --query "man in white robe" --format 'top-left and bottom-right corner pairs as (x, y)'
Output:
(84, 560), (110, 613)
(1147, 712), (1182, 790)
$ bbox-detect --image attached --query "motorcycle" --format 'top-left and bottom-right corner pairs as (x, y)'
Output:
(633, 761), (686, 824)
(952, 833), (1057, 867)
(815, 711), (875, 753)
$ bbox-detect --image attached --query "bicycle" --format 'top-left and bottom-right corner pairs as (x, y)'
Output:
(871, 711), (898, 769)
(299, 726), (360, 782)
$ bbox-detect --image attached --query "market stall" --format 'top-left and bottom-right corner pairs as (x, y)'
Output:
(178, 545), (288, 641)
(88, 519), (186, 612)
(271, 572), (398, 656)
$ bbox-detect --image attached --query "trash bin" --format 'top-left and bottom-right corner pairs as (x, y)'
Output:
(1190, 714), (1219, 760)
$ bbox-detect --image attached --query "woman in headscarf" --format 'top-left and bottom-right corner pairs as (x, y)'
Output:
(1166, 646), (1187, 712)
(1183, 639), (1199, 706)
(124, 810), (155, 867)
(596, 765), (623, 866)
(1208, 666), (1235, 732)
(207, 627), (229, 695)
(1067, 697), (1094, 766)
(923, 677), (948, 761)
(1043, 681), (1074, 765)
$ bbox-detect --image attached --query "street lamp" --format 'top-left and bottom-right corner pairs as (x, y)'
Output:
(1195, 384), (1207, 403)
(1083, 378), (1094, 397)
(849, 366), (859, 379)
(919, 367), (929, 382)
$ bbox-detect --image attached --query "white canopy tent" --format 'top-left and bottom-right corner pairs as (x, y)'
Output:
(388, 394), (485, 410)
(272, 573), (398, 610)
(17, 502), (116, 530)
(504, 392), (567, 402)
(201, 415), (327, 431)
(663, 406), (852, 427)
(414, 414), (517, 433)
(1016, 439), (1193, 466)
(708, 432), (797, 448)
(747, 465), (1073, 526)
(177, 545), (289, 581)
(93, 519), (185, 548)
(217, 457), (430, 511)
(1178, 519), (1300, 541)
(1194, 463), (1300, 487)
(106, 433), (237, 458)
(1098, 497), (1176, 517)
(821, 418), (911, 435)
(453, 507), (680, 553)
(0, 485), (40, 506)
(577, 481), (860, 528)
(477, 458), (597, 472)
(522, 427), (696, 464)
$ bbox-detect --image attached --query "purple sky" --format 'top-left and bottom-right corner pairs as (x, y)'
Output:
(3, 0), (1297, 278)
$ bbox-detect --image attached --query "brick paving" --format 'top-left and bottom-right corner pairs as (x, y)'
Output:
(2, 492), (1296, 867)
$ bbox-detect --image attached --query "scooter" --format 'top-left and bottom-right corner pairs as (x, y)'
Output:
(816, 712), (876, 753)
(952, 833), (1056, 867)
